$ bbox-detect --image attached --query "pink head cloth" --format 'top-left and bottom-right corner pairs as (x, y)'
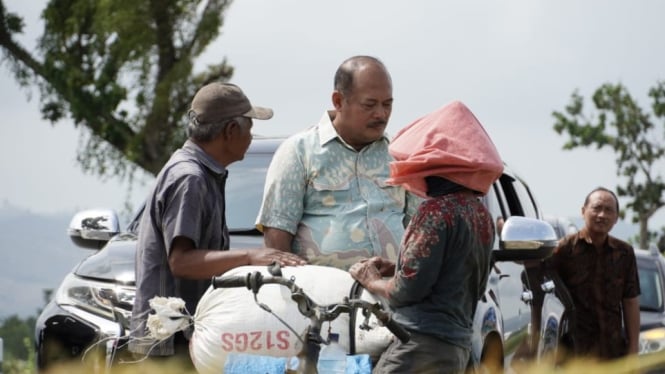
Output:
(387, 100), (504, 198)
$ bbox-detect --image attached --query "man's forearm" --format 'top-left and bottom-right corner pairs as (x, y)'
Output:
(623, 296), (640, 354)
(263, 227), (295, 252)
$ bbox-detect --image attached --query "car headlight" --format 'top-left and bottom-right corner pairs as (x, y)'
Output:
(639, 327), (665, 354)
(55, 272), (135, 321)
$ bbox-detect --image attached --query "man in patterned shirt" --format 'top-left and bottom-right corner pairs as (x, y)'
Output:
(256, 55), (419, 270)
(547, 187), (640, 361)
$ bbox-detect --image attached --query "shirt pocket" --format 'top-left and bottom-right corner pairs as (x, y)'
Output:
(309, 179), (352, 213)
(375, 178), (406, 211)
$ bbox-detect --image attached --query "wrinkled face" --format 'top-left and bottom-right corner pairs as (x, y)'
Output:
(229, 117), (253, 163)
(333, 64), (393, 149)
(582, 190), (619, 236)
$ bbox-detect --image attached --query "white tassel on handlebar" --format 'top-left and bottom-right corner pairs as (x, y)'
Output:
(145, 296), (192, 340)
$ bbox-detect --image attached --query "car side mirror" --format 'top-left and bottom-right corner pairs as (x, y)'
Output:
(68, 209), (120, 250)
(493, 216), (558, 262)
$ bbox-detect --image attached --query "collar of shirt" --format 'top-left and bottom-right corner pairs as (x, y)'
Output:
(317, 110), (390, 149)
(182, 139), (228, 179)
(577, 227), (622, 252)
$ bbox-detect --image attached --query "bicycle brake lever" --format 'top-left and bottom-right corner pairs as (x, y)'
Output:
(267, 262), (283, 276)
(248, 272), (264, 294)
(358, 308), (373, 331)
(291, 291), (315, 317)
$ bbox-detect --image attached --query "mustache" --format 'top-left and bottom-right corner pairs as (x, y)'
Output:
(368, 120), (387, 128)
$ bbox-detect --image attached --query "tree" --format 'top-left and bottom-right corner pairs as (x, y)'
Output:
(552, 82), (665, 249)
(0, 314), (36, 362)
(0, 0), (234, 180)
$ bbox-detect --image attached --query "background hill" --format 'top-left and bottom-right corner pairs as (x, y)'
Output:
(0, 202), (91, 318)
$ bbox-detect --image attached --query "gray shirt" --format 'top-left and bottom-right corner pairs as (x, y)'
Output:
(129, 140), (229, 356)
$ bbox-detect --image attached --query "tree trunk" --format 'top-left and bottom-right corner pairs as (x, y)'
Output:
(639, 217), (649, 249)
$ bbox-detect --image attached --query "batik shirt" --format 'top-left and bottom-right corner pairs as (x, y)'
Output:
(256, 111), (419, 270)
(547, 229), (640, 359)
(387, 192), (494, 349)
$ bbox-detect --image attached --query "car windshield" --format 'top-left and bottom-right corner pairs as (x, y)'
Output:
(225, 151), (273, 231)
(638, 260), (664, 312)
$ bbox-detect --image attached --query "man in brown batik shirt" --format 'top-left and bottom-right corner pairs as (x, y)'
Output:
(547, 187), (640, 360)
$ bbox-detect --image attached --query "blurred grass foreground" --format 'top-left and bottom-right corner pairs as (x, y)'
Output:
(510, 349), (665, 374)
(28, 349), (665, 374)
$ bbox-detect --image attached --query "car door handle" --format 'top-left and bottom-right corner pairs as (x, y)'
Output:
(541, 280), (555, 293)
(521, 291), (533, 303)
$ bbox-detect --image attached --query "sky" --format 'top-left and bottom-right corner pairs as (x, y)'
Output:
(1, 0), (664, 233)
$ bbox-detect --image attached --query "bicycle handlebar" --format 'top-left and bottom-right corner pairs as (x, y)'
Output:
(371, 309), (411, 344)
(212, 274), (249, 289)
(212, 272), (296, 294)
(212, 270), (410, 343)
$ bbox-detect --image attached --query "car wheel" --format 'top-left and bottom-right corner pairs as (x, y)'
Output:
(477, 333), (504, 374)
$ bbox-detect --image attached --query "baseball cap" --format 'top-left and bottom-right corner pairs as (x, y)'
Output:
(189, 82), (273, 124)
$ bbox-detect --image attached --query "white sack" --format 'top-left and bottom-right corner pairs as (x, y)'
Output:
(189, 265), (393, 374)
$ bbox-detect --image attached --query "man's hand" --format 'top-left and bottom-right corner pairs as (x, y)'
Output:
(247, 248), (307, 267)
(349, 259), (391, 299)
(365, 256), (396, 276)
(349, 261), (382, 286)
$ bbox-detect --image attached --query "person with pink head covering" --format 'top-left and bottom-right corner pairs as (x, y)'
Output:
(349, 101), (503, 373)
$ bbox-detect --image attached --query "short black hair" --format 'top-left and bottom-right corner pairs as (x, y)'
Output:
(333, 55), (387, 96)
(584, 186), (620, 212)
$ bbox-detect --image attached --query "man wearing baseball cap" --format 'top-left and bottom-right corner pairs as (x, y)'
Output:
(129, 82), (306, 369)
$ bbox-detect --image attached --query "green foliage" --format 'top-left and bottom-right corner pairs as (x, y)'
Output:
(0, 315), (36, 361)
(552, 82), (665, 248)
(657, 227), (665, 254)
(0, 290), (53, 374)
(2, 337), (36, 374)
(1, 315), (37, 374)
(0, 0), (235, 179)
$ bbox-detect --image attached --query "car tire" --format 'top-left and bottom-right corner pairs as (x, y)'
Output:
(477, 333), (504, 374)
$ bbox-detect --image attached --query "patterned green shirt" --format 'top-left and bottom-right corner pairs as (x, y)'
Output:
(256, 111), (420, 270)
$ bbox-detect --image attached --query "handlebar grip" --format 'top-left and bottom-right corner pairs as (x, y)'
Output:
(382, 315), (411, 343)
(212, 275), (248, 289)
